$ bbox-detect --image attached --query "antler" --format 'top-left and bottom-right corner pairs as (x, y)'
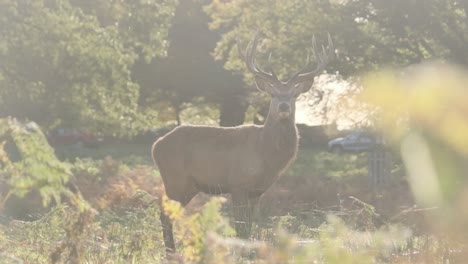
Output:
(287, 33), (334, 84)
(238, 33), (278, 82)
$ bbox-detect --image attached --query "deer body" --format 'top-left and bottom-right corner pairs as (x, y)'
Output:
(154, 119), (298, 198)
(153, 33), (333, 255)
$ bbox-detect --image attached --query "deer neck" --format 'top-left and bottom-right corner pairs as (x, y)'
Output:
(261, 114), (298, 165)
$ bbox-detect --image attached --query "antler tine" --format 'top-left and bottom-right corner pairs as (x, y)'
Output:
(241, 32), (278, 82)
(246, 32), (259, 72)
(317, 45), (328, 65)
(288, 33), (334, 85)
(312, 34), (319, 60)
(267, 52), (278, 79)
(236, 37), (246, 60)
(247, 33), (261, 71)
(325, 33), (334, 61)
(321, 45), (327, 60)
(287, 35), (317, 82)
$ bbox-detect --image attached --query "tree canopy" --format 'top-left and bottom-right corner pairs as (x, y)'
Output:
(134, 0), (247, 127)
(2, 0), (468, 132)
(206, 0), (468, 79)
(0, 0), (177, 135)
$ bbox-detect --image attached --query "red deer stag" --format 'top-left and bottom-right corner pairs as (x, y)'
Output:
(152, 33), (334, 255)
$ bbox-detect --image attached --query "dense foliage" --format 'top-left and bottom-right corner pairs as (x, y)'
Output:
(206, 0), (468, 79)
(3, 0), (468, 129)
(0, 118), (75, 209)
(0, 0), (177, 135)
(134, 0), (247, 127)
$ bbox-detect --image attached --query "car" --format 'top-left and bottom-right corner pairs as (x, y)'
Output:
(328, 130), (383, 153)
(47, 128), (103, 148)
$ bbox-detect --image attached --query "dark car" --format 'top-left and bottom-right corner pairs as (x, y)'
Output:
(47, 128), (103, 148)
(328, 130), (383, 153)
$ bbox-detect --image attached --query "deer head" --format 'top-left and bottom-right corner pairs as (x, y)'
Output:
(239, 33), (334, 121)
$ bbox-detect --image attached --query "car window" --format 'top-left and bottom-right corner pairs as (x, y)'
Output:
(346, 133), (359, 140)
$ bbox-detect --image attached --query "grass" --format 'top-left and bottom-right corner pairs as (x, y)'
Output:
(289, 147), (368, 178)
(53, 141), (155, 166)
(1, 142), (467, 263)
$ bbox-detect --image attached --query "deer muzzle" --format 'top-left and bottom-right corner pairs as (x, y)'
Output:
(277, 103), (291, 119)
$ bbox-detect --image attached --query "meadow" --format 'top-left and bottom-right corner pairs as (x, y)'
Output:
(1, 133), (460, 264)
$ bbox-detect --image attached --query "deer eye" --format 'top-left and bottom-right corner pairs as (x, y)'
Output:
(293, 83), (304, 90)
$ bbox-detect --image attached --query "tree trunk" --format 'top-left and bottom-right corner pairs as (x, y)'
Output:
(218, 94), (247, 127)
(174, 104), (181, 126)
(253, 104), (269, 125)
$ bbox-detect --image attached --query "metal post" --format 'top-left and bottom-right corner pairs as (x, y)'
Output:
(368, 148), (392, 188)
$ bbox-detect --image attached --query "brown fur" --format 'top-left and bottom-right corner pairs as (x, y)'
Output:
(153, 121), (298, 198)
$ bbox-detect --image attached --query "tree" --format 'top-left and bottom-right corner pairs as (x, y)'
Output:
(0, 0), (177, 136)
(206, 0), (468, 78)
(205, 0), (468, 128)
(134, 0), (247, 127)
(205, 0), (355, 126)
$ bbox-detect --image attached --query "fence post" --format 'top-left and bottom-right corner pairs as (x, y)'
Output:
(368, 147), (392, 188)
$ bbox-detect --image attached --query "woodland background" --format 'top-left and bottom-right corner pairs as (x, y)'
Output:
(1, 0), (468, 263)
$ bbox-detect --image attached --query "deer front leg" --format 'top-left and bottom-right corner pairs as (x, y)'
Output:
(160, 212), (175, 255)
(231, 191), (260, 239)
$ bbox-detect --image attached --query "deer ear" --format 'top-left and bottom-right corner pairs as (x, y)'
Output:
(294, 80), (314, 94)
(254, 76), (274, 93)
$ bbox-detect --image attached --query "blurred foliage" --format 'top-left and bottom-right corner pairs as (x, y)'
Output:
(0, 118), (84, 210)
(0, 118), (95, 262)
(0, 0), (177, 136)
(361, 61), (468, 242)
(190, 214), (410, 264)
(162, 195), (235, 263)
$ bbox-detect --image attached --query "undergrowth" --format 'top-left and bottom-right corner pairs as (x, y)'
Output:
(1, 118), (467, 263)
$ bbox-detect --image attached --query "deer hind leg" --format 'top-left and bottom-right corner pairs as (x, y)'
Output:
(231, 191), (260, 239)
